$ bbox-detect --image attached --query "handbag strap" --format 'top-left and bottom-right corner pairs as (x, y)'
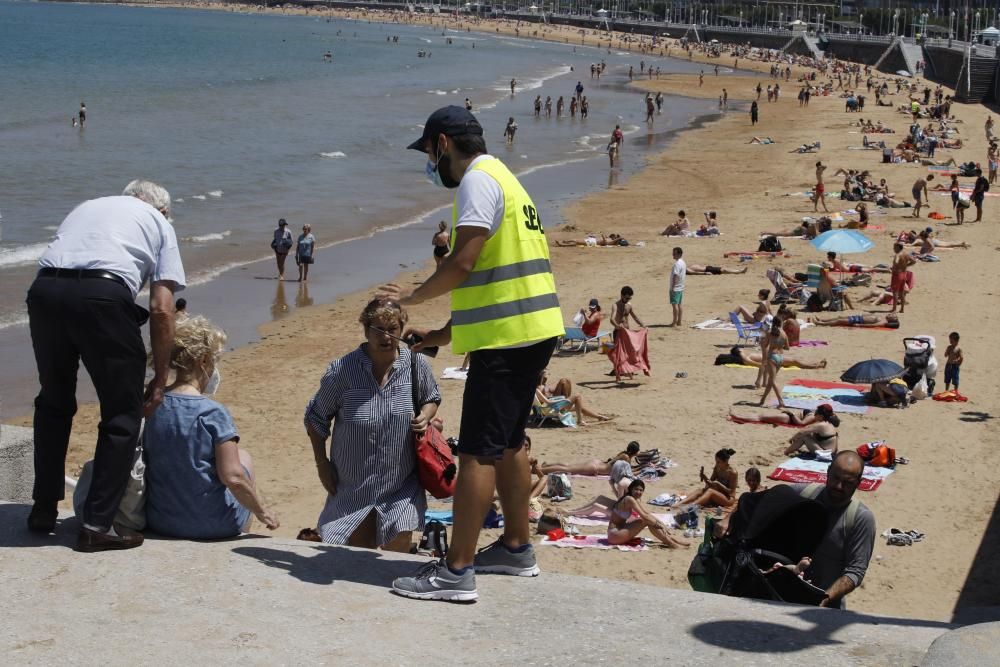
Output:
(410, 349), (420, 415)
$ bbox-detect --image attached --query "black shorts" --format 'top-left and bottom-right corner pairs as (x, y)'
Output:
(705, 265), (722, 275)
(433, 245), (448, 258)
(458, 337), (557, 459)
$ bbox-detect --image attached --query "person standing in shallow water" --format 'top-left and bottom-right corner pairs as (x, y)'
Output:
(379, 106), (563, 602)
(431, 220), (450, 267)
(295, 224), (316, 282)
(271, 218), (293, 280)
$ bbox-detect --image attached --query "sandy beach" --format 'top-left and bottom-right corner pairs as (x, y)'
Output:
(12, 4), (999, 621)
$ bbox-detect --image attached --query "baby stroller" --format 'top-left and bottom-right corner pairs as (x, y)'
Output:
(902, 336), (937, 398)
(688, 485), (828, 606)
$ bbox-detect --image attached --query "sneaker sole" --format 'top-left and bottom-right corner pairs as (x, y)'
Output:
(391, 587), (479, 602)
(474, 564), (540, 577)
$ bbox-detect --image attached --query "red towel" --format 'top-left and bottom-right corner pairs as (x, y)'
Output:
(610, 328), (651, 377)
(788, 378), (868, 392)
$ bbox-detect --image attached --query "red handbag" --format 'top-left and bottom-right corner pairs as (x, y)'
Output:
(412, 352), (456, 499)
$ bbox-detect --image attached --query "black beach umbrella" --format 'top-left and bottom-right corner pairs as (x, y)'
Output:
(841, 359), (904, 384)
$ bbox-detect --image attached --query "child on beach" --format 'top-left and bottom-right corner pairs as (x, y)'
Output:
(944, 331), (963, 393)
(503, 117), (518, 144)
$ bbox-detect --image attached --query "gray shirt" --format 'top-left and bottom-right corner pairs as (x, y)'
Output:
(793, 484), (876, 592)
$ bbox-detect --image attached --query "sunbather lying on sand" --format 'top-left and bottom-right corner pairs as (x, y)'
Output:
(730, 405), (828, 426)
(607, 480), (690, 549)
(728, 345), (828, 369)
(749, 136), (775, 144)
(913, 230), (970, 252)
(534, 385), (611, 426)
(686, 264), (748, 275)
(554, 233), (629, 247)
(540, 441), (639, 476)
(791, 141), (820, 154)
(810, 313), (900, 328)
(759, 221), (818, 239)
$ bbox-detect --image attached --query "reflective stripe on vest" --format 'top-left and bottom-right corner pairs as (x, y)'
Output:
(450, 157), (564, 353)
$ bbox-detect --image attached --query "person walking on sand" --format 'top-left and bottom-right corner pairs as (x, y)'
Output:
(890, 242), (915, 314)
(271, 218), (293, 280)
(26, 180), (185, 551)
(750, 100), (759, 126)
(911, 175), (932, 218)
(295, 224), (316, 282)
(431, 220), (450, 267)
(381, 106), (563, 602)
(669, 247), (685, 327)
(699, 71), (704, 87)
(722, 88), (728, 110)
(813, 161), (829, 213)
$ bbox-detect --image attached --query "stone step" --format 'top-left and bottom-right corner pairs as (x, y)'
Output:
(0, 502), (961, 665)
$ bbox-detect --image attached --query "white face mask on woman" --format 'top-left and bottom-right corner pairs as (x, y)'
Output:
(204, 367), (221, 396)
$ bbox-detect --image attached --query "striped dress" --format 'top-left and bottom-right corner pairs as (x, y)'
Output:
(304, 345), (440, 546)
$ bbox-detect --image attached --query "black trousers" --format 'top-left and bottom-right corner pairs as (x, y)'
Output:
(26, 275), (146, 530)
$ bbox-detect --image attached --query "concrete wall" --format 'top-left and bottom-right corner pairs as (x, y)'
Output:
(0, 425), (33, 502)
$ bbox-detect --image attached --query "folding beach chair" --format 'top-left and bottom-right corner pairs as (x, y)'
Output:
(559, 326), (612, 355)
(729, 312), (764, 346)
(531, 398), (577, 427)
(766, 268), (803, 304)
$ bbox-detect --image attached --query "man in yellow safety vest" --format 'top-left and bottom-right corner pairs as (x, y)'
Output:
(381, 106), (563, 602)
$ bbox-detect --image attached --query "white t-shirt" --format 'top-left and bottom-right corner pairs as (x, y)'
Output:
(671, 258), (686, 292)
(454, 155), (505, 237)
(39, 195), (186, 298)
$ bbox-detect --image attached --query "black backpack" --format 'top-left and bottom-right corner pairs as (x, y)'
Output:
(758, 235), (782, 253)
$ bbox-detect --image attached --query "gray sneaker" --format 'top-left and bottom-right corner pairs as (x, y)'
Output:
(392, 559), (478, 602)
(473, 539), (540, 577)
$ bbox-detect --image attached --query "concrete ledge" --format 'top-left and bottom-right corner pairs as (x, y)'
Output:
(0, 503), (954, 665)
(922, 621), (1000, 667)
(0, 425), (33, 502)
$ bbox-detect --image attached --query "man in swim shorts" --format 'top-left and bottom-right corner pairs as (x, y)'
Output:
(685, 264), (748, 275)
(890, 242), (915, 314)
(669, 247), (685, 326)
(911, 175), (932, 218)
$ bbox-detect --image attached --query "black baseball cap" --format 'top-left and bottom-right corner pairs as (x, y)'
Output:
(588, 298), (599, 309)
(408, 106), (484, 152)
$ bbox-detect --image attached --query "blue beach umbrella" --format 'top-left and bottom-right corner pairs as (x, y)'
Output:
(810, 229), (874, 255)
(841, 359), (904, 384)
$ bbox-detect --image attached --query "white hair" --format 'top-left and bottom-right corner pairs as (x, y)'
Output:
(122, 179), (171, 216)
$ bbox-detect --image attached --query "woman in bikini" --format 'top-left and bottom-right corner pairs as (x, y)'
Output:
(533, 383), (611, 426)
(540, 441), (639, 476)
(607, 479), (690, 549)
(729, 345), (827, 370)
(680, 448), (739, 509)
(730, 405), (830, 426)
(782, 404), (840, 455)
(757, 320), (788, 408)
(734, 289), (772, 324)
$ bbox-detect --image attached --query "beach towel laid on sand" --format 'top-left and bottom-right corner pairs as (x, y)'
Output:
(440, 367), (468, 380)
(692, 318), (813, 331)
(791, 340), (828, 347)
(722, 251), (790, 258)
(609, 328), (651, 377)
(724, 362), (808, 370)
(769, 453), (894, 491)
(769, 379), (870, 414)
(932, 390), (968, 402)
(566, 512), (675, 527)
(539, 534), (648, 551)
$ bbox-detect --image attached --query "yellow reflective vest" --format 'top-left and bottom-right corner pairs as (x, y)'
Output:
(450, 158), (564, 354)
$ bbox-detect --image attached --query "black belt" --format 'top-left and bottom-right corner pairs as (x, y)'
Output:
(38, 268), (129, 290)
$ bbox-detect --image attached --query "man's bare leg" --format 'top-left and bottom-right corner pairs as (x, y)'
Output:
(494, 446), (532, 551)
(446, 455), (497, 570)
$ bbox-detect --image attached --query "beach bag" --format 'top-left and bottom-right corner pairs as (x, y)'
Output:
(758, 235), (782, 253)
(73, 434), (146, 531)
(417, 520), (449, 557)
(546, 473), (573, 500)
(572, 311), (585, 327)
(857, 442), (896, 468)
(411, 353), (457, 499)
(911, 376), (929, 400)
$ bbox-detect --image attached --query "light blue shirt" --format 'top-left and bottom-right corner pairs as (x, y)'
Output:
(39, 195), (186, 298)
(144, 393), (250, 539)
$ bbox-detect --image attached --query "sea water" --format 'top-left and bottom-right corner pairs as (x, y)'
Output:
(0, 0), (735, 416)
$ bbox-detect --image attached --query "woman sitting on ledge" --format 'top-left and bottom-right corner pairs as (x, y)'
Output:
(144, 316), (280, 539)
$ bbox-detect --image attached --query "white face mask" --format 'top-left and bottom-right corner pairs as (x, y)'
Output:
(205, 367), (221, 396)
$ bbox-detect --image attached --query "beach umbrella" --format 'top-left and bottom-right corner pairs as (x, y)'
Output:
(841, 359), (904, 384)
(809, 229), (874, 255)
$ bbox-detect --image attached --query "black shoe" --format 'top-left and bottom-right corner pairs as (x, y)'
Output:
(27, 501), (59, 533)
(74, 526), (144, 553)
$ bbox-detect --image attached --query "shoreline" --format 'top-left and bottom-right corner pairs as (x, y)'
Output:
(11, 2), (1000, 622)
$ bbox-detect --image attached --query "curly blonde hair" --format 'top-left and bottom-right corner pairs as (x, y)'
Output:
(166, 315), (227, 380)
(359, 298), (408, 330)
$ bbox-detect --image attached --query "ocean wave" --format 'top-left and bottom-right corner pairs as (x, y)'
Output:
(319, 151), (347, 159)
(0, 310), (29, 332)
(0, 242), (49, 268)
(191, 195), (207, 201)
(494, 65), (572, 93)
(515, 155), (596, 178)
(175, 198), (185, 203)
(207, 190), (223, 198)
(181, 230), (232, 243)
